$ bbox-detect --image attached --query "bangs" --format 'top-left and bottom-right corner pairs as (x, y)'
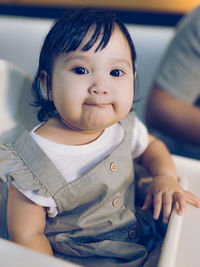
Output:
(54, 14), (114, 54)
(39, 8), (136, 72)
(81, 23), (113, 52)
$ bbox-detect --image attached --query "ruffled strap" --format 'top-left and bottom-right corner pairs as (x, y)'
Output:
(0, 142), (22, 183)
(0, 131), (67, 199)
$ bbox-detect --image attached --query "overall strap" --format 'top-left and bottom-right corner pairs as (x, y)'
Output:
(120, 111), (136, 144)
(14, 131), (67, 196)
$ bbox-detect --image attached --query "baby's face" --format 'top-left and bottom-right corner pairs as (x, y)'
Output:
(51, 27), (134, 134)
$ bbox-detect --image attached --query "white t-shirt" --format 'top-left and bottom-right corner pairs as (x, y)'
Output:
(14, 115), (148, 217)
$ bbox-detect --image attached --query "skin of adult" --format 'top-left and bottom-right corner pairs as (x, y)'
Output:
(145, 83), (200, 146)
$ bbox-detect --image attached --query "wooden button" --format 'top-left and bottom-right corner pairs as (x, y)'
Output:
(128, 230), (136, 240)
(112, 199), (121, 207)
(110, 162), (117, 172)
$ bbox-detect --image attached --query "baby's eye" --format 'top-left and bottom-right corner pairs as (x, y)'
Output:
(110, 69), (124, 77)
(72, 67), (89, 75)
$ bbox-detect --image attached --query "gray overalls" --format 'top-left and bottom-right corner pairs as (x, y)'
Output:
(0, 112), (164, 267)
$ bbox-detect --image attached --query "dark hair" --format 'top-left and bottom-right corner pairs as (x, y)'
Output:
(32, 8), (137, 121)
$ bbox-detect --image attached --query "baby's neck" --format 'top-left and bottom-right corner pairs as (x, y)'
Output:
(35, 118), (104, 146)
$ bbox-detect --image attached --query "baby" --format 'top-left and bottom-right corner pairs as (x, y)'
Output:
(0, 8), (199, 267)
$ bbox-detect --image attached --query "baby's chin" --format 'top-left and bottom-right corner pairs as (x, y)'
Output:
(57, 117), (105, 134)
(80, 115), (119, 132)
(59, 109), (128, 133)
(80, 108), (128, 130)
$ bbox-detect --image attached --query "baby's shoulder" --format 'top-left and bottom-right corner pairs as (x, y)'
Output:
(0, 131), (65, 198)
(0, 132), (48, 194)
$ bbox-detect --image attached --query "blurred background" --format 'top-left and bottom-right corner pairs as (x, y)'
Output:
(0, 0), (199, 25)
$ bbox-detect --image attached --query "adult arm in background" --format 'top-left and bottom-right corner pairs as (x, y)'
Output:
(145, 83), (200, 146)
(145, 6), (200, 146)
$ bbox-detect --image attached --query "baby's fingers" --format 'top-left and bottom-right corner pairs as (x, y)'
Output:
(183, 191), (200, 208)
(142, 192), (153, 211)
(153, 192), (162, 221)
(162, 193), (173, 224)
(173, 191), (186, 216)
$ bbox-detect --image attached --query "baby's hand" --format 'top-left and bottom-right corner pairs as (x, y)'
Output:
(141, 175), (200, 224)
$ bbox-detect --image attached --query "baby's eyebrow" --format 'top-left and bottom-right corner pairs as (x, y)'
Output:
(109, 58), (132, 68)
(62, 54), (132, 69)
(63, 55), (90, 64)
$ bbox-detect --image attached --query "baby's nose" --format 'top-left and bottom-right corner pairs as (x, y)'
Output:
(88, 84), (108, 95)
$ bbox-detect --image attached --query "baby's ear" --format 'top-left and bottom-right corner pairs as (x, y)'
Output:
(40, 71), (53, 101)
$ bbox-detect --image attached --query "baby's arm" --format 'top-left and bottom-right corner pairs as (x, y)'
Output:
(7, 183), (53, 255)
(139, 134), (200, 224)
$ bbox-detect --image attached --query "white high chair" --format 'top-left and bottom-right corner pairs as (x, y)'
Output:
(0, 59), (39, 238)
(0, 60), (83, 267)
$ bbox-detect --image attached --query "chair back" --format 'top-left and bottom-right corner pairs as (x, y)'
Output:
(0, 59), (39, 238)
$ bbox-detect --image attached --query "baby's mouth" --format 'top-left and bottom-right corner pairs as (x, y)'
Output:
(84, 103), (110, 108)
